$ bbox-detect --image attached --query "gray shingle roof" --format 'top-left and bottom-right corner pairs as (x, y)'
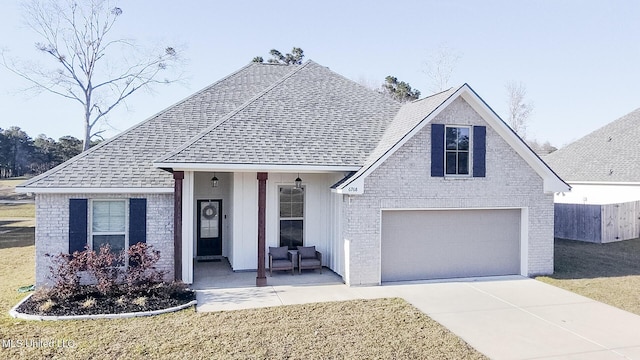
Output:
(363, 87), (458, 168)
(20, 63), (298, 189)
(330, 87), (458, 189)
(157, 61), (401, 166)
(545, 108), (640, 182)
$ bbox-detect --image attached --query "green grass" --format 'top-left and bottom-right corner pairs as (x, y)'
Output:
(0, 230), (486, 359)
(537, 238), (640, 315)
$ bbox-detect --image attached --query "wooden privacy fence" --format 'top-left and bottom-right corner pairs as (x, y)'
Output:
(554, 201), (640, 243)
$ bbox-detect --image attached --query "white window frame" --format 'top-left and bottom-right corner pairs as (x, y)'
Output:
(444, 125), (472, 177)
(278, 185), (305, 249)
(89, 199), (128, 261)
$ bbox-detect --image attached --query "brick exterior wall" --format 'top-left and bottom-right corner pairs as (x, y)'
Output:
(35, 193), (174, 286)
(343, 97), (554, 285)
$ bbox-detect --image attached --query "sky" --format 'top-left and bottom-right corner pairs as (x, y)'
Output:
(0, 0), (638, 149)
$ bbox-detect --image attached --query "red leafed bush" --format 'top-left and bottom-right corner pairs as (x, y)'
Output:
(45, 243), (165, 299)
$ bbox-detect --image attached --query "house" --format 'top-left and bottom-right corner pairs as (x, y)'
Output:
(17, 60), (568, 287)
(545, 108), (640, 242)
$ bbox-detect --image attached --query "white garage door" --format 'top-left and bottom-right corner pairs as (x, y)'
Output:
(381, 209), (521, 282)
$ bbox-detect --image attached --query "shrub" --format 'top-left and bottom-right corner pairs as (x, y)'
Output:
(158, 281), (190, 299)
(116, 295), (127, 307)
(44, 243), (165, 300)
(132, 296), (147, 307)
(45, 250), (89, 300)
(39, 299), (56, 313)
(125, 243), (165, 293)
(81, 297), (97, 309)
(31, 288), (52, 302)
(85, 244), (123, 296)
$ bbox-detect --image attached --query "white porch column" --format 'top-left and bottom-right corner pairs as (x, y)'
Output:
(181, 171), (194, 283)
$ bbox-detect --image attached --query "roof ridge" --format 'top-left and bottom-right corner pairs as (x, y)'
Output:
(156, 61), (311, 163)
(550, 107), (640, 155)
(18, 62), (264, 188)
(316, 62), (401, 107)
(409, 86), (457, 103)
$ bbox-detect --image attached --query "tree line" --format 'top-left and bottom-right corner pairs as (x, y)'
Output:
(0, 127), (96, 178)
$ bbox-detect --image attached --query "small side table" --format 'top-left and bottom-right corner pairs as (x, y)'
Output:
(288, 250), (299, 269)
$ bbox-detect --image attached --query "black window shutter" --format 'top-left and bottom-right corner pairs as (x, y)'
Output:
(431, 124), (445, 177)
(129, 198), (147, 245)
(69, 199), (88, 253)
(473, 126), (486, 177)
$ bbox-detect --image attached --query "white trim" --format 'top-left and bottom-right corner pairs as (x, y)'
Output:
(15, 187), (173, 194)
(567, 181), (640, 186)
(520, 207), (529, 276)
(381, 206), (524, 211)
(336, 88), (462, 192)
(444, 124), (472, 177)
(182, 171), (195, 284)
(89, 199), (129, 263)
(277, 185), (306, 248)
(153, 163), (360, 173)
(333, 176), (364, 194)
(458, 89), (569, 193)
(336, 84), (570, 194)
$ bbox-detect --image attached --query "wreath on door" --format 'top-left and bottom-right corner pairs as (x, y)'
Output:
(202, 204), (217, 220)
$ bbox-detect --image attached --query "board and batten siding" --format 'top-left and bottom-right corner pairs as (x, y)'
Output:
(555, 201), (640, 243)
(229, 172), (343, 272)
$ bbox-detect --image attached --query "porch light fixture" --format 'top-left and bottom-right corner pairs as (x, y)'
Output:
(211, 173), (219, 188)
(295, 173), (302, 189)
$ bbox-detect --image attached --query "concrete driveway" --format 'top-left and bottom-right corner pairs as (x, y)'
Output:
(196, 275), (640, 359)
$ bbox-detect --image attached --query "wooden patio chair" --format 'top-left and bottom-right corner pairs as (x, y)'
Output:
(297, 246), (322, 274)
(268, 246), (294, 276)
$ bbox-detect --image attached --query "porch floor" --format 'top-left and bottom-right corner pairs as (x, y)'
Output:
(193, 258), (349, 312)
(192, 257), (343, 289)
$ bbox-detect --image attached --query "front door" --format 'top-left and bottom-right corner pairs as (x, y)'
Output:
(197, 199), (222, 257)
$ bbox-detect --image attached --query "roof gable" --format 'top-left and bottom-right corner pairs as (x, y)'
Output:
(545, 108), (640, 183)
(334, 84), (569, 194)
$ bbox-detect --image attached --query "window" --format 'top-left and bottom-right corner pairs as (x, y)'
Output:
(279, 186), (304, 250)
(431, 124), (486, 178)
(91, 200), (127, 254)
(445, 126), (470, 175)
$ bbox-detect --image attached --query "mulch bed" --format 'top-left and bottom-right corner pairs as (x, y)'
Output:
(17, 283), (195, 316)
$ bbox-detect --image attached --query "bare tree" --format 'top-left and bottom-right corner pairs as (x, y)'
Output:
(2, 0), (182, 150)
(527, 139), (557, 155)
(423, 45), (461, 93)
(505, 81), (534, 138)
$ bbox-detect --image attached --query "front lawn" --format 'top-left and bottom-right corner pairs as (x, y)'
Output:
(0, 222), (485, 359)
(537, 238), (640, 315)
(0, 203), (35, 218)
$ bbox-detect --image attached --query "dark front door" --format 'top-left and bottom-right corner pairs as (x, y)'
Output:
(197, 199), (222, 256)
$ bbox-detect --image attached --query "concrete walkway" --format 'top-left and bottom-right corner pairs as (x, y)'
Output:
(196, 274), (640, 360)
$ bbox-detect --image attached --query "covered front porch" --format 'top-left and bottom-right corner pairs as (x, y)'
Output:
(192, 258), (344, 290)
(170, 169), (349, 286)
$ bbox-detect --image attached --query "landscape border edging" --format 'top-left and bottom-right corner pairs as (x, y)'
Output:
(9, 294), (197, 321)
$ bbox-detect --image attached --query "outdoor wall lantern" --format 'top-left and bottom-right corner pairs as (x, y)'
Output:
(211, 173), (219, 188)
(295, 173), (302, 189)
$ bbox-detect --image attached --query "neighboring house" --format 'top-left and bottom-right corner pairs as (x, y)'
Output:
(17, 60), (568, 287)
(546, 108), (640, 242)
